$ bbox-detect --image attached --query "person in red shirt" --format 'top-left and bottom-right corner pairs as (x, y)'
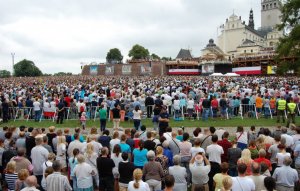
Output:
(254, 149), (272, 172)
(211, 96), (219, 119)
(217, 131), (232, 163)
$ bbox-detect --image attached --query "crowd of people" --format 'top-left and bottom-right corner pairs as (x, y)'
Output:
(0, 76), (299, 127)
(0, 123), (300, 191)
(0, 75), (299, 191)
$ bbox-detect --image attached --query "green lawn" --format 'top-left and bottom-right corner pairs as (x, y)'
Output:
(0, 117), (295, 128)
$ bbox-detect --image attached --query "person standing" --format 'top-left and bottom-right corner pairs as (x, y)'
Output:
(45, 160), (72, 191)
(273, 156), (298, 191)
(33, 97), (41, 122)
(286, 99), (296, 127)
(189, 153), (210, 191)
(248, 162), (266, 191)
(277, 96), (287, 123)
(206, 135), (224, 191)
(56, 99), (65, 124)
(119, 153), (135, 191)
(133, 106), (142, 131)
(97, 147), (115, 191)
(112, 103), (121, 130)
(231, 163), (255, 191)
(158, 106), (169, 137)
(31, 137), (49, 189)
(99, 105), (107, 132)
(145, 94), (154, 118)
(2, 98), (9, 123)
(74, 154), (95, 191)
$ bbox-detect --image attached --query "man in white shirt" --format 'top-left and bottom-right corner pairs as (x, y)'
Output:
(31, 137), (49, 188)
(67, 133), (84, 157)
(232, 163), (255, 191)
(206, 135), (224, 191)
(281, 127), (294, 152)
(189, 153), (210, 191)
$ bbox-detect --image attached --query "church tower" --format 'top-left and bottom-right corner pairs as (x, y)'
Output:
(248, 9), (255, 29)
(261, 0), (281, 29)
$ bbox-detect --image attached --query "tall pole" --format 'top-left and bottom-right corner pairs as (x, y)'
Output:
(11, 53), (15, 76)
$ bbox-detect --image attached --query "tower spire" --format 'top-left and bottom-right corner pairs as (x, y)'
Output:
(248, 8), (254, 29)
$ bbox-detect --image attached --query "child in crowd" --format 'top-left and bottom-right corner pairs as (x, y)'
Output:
(80, 112), (87, 131)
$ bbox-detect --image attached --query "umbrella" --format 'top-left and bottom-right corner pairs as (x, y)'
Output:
(224, 73), (240, 76)
(209, 73), (224, 76)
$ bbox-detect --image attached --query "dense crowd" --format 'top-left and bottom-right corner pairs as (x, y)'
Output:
(0, 75), (299, 191)
(0, 124), (300, 191)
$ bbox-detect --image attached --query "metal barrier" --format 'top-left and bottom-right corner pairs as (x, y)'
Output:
(14, 107), (33, 122)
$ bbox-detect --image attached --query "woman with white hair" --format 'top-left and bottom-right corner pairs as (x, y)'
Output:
(143, 150), (164, 191)
(74, 154), (96, 191)
(168, 155), (187, 191)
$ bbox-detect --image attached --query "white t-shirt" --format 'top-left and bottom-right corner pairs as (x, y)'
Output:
(128, 180), (150, 191)
(236, 132), (248, 144)
(276, 152), (291, 167)
(133, 110), (142, 120)
(281, 134), (294, 148)
(74, 162), (93, 189)
(33, 101), (41, 111)
(110, 138), (120, 152)
(231, 176), (255, 191)
(206, 144), (224, 164)
(187, 100), (194, 109)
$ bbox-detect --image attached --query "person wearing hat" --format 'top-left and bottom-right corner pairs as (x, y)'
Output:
(277, 96), (287, 123)
(189, 153), (210, 191)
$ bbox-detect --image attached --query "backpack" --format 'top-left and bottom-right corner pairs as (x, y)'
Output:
(80, 105), (84, 112)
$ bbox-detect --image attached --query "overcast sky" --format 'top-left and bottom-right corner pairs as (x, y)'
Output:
(0, 0), (261, 74)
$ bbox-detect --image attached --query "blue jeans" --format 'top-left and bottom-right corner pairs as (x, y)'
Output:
(71, 176), (78, 191)
(133, 119), (141, 130)
(34, 110), (41, 122)
(202, 109), (210, 121)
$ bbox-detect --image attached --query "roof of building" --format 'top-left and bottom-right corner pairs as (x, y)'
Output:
(176, 49), (193, 60)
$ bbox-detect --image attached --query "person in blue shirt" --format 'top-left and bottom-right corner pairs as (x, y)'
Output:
(162, 141), (173, 167)
(132, 141), (148, 169)
(119, 134), (131, 160)
(71, 127), (85, 142)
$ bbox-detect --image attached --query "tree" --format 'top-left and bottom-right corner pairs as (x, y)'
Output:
(106, 48), (123, 64)
(0, 70), (11, 78)
(161, 57), (172, 61)
(151, 53), (160, 60)
(276, 0), (300, 74)
(14, 59), (43, 77)
(53, 72), (72, 76)
(128, 44), (149, 59)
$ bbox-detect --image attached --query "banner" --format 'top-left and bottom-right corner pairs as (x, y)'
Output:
(202, 65), (214, 73)
(140, 65), (152, 74)
(232, 66), (261, 75)
(89, 66), (98, 75)
(105, 66), (114, 75)
(168, 69), (200, 75)
(267, 66), (277, 74)
(122, 65), (132, 75)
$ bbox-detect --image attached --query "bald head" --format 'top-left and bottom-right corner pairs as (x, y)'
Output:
(26, 176), (37, 187)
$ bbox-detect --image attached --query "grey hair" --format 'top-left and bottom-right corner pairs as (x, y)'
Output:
(147, 150), (155, 161)
(173, 155), (181, 165)
(283, 156), (293, 166)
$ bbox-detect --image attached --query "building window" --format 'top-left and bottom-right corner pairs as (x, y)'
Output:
(271, 35), (273, 39)
(274, 3), (276, 7)
(244, 50), (246, 53)
(232, 24), (234, 28)
(251, 49), (253, 53)
(266, 4), (269, 9)
(263, 5), (265, 10)
(270, 4), (272, 8)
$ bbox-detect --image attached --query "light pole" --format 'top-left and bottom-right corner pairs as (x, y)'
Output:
(11, 53), (15, 76)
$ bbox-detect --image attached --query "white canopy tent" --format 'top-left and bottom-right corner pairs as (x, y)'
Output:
(209, 73), (224, 76)
(224, 73), (240, 76)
